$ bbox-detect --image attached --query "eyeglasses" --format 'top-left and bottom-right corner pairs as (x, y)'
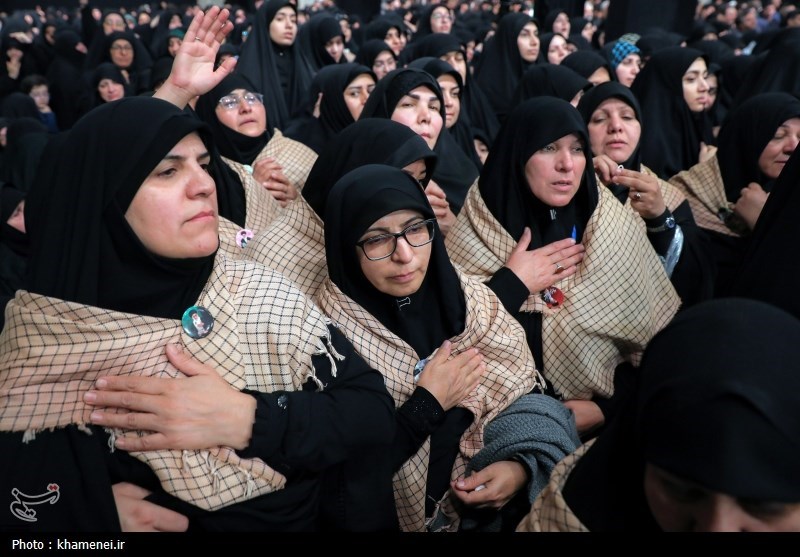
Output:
(356, 219), (436, 261)
(218, 92), (264, 110)
(110, 44), (133, 52)
(373, 58), (396, 70)
(431, 14), (455, 22)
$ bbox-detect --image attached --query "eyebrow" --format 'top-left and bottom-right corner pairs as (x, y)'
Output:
(364, 216), (424, 234)
(404, 92), (439, 102)
(162, 151), (211, 162)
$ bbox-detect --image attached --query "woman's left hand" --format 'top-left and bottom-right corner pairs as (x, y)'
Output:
(733, 182), (768, 230)
(153, 6), (236, 108)
(425, 180), (456, 237)
(253, 157), (298, 206)
(612, 168), (667, 219)
(449, 460), (528, 510)
(84, 344), (257, 451)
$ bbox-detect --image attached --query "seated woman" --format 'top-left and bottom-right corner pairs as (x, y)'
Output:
(0, 10), (395, 532)
(630, 46), (715, 180)
(284, 63), (376, 155)
(445, 97), (680, 437)
(316, 164), (578, 532)
(519, 298), (800, 532)
(578, 81), (715, 307)
(193, 74), (319, 255)
(360, 67), (478, 225)
(668, 92), (800, 296)
(90, 62), (127, 106)
(241, 119), (436, 299)
(355, 39), (397, 81)
(85, 30), (153, 95)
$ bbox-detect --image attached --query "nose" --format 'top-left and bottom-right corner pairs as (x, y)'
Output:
(609, 114), (623, 133)
(556, 150), (575, 172)
(784, 134), (800, 153)
(239, 99), (252, 114)
(391, 236), (414, 263)
(188, 164), (216, 198)
(692, 495), (749, 532)
(697, 76), (709, 92)
(418, 104), (431, 123)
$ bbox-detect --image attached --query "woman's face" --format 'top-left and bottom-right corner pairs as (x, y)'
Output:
(588, 66), (612, 86)
(644, 463), (800, 532)
(758, 117), (800, 179)
(615, 53), (641, 87)
(587, 97), (641, 164)
(474, 137), (489, 165)
(215, 88), (268, 137)
(524, 133), (586, 207)
(103, 13), (126, 35)
(168, 36), (182, 57)
(403, 159), (429, 183)
(517, 22), (540, 63)
(98, 78), (125, 102)
(269, 6), (297, 47)
(125, 133), (219, 259)
(343, 73), (376, 121)
(704, 73), (718, 111)
(390, 85), (444, 149)
(552, 12), (570, 36)
(384, 27), (405, 56)
(357, 209), (432, 298)
(440, 50), (467, 84)
(547, 34), (569, 65)
(373, 50), (396, 80)
(437, 74), (461, 129)
(430, 6), (453, 34)
(109, 39), (134, 69)
(682, 57), (709, 113)
(325, 35), (345, 63)
(7, 199), (25, 233)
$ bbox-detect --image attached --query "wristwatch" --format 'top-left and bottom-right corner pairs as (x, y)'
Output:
(646, 215), (676, 233)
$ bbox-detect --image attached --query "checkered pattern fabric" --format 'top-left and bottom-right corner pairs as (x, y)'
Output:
(316, 268), (543, 532)
(601, 165), (686, 234)
(0, 256), (337, 511)
(516, 441), (593, 532)
(240, 197), (327, 298)
(668, 155), (738, 237)
(445, 183), (680, 400)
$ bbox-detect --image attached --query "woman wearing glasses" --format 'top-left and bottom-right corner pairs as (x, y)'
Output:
(315, 164), (579, 532)
(85, 31), (153, 95)
(194, 73), (318, 254)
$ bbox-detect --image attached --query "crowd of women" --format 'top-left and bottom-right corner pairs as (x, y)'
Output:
(0, 0), (799, 534)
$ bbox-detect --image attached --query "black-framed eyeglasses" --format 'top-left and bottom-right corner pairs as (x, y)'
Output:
(356, 218), (436, 261)
(218, 92), (264, 111)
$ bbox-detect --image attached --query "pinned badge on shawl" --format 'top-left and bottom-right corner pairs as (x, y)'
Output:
(236, 228), (254, 248)
(181, 306), (214, 339)
(540, 286), (565, 309)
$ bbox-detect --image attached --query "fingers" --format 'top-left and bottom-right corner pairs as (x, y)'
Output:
(511, 227), (531, 254)
(165, 343), (214, 377)
(113, 482), (151, 499)
(541, 236), (577, 255)
(114, 432), (170, 452)
(430, 339), (453, 363)
(88, 408), (159, 434)
(453, 472), (487, 492)
(152, 505), (190, 533)
(592, 155), (619, 184)
(424, 182), (446, 198)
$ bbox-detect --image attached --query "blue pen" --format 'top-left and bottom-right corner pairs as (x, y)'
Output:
(571, 225), (577, 241)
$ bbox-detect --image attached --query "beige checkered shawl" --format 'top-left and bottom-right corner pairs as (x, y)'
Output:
(516, 441), (593, 532)
(668, 156), (737, 237)
(0, 256), (336, 511)
(240, 196), (326, 298)
(445, 183), (680, 400)
(316, 268), (541, 532)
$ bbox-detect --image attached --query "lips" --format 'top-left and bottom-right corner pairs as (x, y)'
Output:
(390, 271), (416, 283)
(188, 210), (215, 222)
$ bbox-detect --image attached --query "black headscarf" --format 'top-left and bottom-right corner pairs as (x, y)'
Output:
(561, 50), (614, 82)
(46, 29), (91, 130)
(236, 0), (315, 130)
(512, 64), (591, 108)
(733, 39), (800, 108)
(1, 92), (40, 119)
(90, 62), (127, 106)
(407, 57), (482, 169)
(537, 32), (569, 64)
(630, 46), (714, 179)
(298, 13), (346, 71)
(302, 118), (437, 220)
(412, 4), (453, 42)
(194, 73), (273, 166)
(355, 39), (396, 74)
(86, 31), (153, 95)
(407, 32), (499, 142)
(731, 146), (800, 319)
(324, 164), (465, 358)
(474, 13), (536, 122)
(0, 183), (27, 256)
(363, 15), (406, 45)
(577, 81), (643, 172)
(360, 67), (478, 213)
(25, 97), (216, 320)
(284, 63), (375, 154)
(479, 97), (598, 249)
(563, 297), (800, 531)
(716, 92), (800, 203)
(2, 117), (49, 193)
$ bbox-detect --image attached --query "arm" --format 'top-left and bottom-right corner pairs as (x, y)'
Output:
(152, 6), (237, 109)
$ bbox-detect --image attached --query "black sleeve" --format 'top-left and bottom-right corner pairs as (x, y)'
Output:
(668, 200), (717, 308)
(590, 361), (638, 440)
(236, 325), (396, 477)
(391, 386), (445, 472)
(486, 266), (530, 314)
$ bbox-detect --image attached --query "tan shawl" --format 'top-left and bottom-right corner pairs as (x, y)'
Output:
(668, 155), (738, 237)
(316, 268), (542, 532)
(445, 183), (680, 400)
(240, 196), (326, 299)
(0, 256), (338, 512)
(516, 441), (593, 532)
